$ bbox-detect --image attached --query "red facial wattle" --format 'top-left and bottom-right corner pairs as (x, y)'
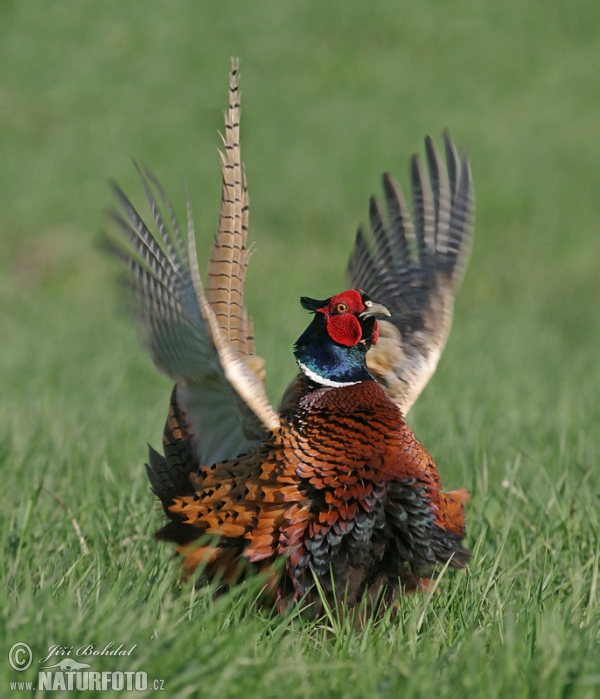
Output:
(371, 320), (380, 345)
(316, 290), (368, 347)
(325, 313), (362, 346)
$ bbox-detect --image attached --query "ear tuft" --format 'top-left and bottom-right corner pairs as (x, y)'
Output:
(300, 296), (327, 312)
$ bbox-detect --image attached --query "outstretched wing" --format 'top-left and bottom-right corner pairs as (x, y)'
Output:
(348, 133), (474, 415)
(107, 59), (279, 465)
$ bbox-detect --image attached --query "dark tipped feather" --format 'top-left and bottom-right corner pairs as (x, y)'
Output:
(446, 153), (474, 286)
(382, 173), (412, 286)
(110, 184), (176, 281)
(425, 136), (441, 232)
(443, 131), (461, 203)
(410, 154), (435, 266)
(348, 227), (377, 291)
(146, 447), (173, 498)
(144, 166), (188, 266)
(134, 162), (185, 275)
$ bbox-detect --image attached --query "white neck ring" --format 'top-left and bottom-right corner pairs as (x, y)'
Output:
(297, 361), (359, 388)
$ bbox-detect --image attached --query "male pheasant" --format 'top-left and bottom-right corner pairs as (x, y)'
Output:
(107, 59), (474, 610)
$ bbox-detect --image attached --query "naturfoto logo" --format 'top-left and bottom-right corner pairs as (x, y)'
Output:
(8, 642), (165, 693)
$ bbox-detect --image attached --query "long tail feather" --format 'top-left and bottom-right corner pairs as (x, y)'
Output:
(207, 57), (252, 356)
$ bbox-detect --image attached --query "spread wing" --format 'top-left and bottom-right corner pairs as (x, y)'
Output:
(348, 133), (474, 414)
(106, 59), (279, 465)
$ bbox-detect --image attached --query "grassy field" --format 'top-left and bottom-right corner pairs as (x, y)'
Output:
(1, 1), (599, 697)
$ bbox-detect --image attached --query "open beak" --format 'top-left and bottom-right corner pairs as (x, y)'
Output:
(359, 302), (391, 319)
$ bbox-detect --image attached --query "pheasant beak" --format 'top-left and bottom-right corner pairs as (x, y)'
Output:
(359, 301), (391, 319)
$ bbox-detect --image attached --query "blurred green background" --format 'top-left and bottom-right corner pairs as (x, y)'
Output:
(1, 2), (599, 696)
(2, 2), (599, 409)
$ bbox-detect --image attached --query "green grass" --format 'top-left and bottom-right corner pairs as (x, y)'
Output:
(1, 1), (599, 697)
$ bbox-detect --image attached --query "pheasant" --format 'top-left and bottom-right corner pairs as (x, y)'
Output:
(107, 59), (474, 610)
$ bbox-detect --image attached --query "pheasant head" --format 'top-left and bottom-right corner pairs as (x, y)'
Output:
(294, 290), (390, 387)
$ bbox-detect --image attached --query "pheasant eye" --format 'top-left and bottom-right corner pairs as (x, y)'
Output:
(336, 303), (348, 314)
